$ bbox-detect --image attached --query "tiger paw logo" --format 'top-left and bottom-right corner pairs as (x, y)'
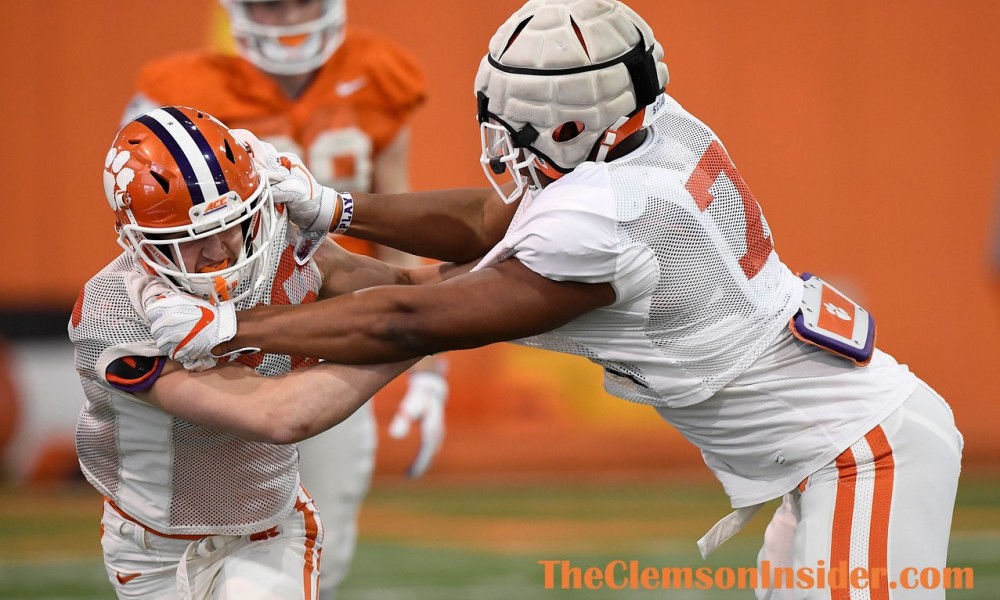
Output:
(823, 302), (851, 321)
(103, 149), (134, 218)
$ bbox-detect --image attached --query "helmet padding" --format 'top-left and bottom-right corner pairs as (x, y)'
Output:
(475, 0), (669, 173)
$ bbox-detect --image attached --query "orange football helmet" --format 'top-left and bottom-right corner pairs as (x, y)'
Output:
(104, 106), (278, 304)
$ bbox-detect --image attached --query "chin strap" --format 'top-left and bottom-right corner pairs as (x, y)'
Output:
(593, 107), (648, 163)
(531, 154), (565, 182)
(531, 105), (652, 179)
(194, 260), (234, 303)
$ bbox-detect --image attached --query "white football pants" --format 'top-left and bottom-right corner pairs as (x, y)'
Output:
(100, 487), (324, 599)
(296, 400), (377, 600)
(756, 382), (962, 599)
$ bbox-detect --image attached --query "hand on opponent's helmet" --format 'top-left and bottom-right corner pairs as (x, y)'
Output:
(232, 129), (341, 265)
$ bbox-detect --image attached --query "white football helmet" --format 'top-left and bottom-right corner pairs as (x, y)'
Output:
(105, 106), (278, 305)
(475, 0), (669, 202)
(222, 0), (346, 76)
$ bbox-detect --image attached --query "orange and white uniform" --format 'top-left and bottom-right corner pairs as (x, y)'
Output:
(70, 218), (326, 599)
(475, 93), (963, 598)
(120, 30), (425, 596)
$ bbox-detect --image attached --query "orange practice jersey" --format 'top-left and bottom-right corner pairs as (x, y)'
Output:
(134, 29), (426, 257)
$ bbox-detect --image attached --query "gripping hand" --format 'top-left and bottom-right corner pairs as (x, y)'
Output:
(388, 371), (449, 479)
(142, 288), (241, 371)
(232, 129), (339, 265)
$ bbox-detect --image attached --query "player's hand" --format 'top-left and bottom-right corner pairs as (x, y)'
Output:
(232, 129), (338, 265)
(231, 128), (281, 172)
(268, 154), (339, 265)
(388, 370), (449, 478)
(141, 288), (241, 371)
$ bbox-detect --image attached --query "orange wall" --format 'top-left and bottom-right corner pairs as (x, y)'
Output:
(3, 1), (998, 469)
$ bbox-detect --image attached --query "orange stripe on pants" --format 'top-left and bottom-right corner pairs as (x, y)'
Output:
(831, 447), (857, 600)
(296, 494), (321, 600)
(865, 426), (895, 600)
(830, 426), (896, 600)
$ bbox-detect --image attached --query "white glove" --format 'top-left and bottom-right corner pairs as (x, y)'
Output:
(142, 289), (241, 372)
(231, 129), (338, 265)
(388, 371), (449, 478)
(231, 128), (281, 170)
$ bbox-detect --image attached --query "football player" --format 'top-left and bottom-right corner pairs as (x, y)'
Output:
(147, 1), (963, 598)
(121, 1), (447, 596)
(73, 106), (461, 598)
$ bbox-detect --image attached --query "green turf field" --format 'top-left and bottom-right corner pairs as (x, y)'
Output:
(1, 477), (997, 599)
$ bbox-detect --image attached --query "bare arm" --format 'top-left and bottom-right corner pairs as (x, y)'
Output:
(314, 236), (408, 298)
(139, 358), (416, 445)
(218, 258), (616, 364)
(344, 186), (520, 263)
(314, 236), (475, 299)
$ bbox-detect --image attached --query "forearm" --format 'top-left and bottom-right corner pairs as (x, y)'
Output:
(402, 260), (478, 286)
(147, 360), (415, 444)
(344, 188), (514, 263)
(218, 259), (615, 365)
(225, 287), (444, 364)
(268, 359), (416, 442)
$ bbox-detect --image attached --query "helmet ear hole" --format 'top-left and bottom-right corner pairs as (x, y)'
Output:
(552, 121), (586, 143)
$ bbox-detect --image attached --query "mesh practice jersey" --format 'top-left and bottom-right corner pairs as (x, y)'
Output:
(69, 219), (324, 535)
(125, 29), (426, 256)
(475, 94), (917, 505)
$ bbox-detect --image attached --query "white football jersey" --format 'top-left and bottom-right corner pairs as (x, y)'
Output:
(475, 94), (917, 506)
(69, 219), (324, 535)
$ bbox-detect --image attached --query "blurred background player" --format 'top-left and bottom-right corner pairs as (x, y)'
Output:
(120, 1), (448, 597)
